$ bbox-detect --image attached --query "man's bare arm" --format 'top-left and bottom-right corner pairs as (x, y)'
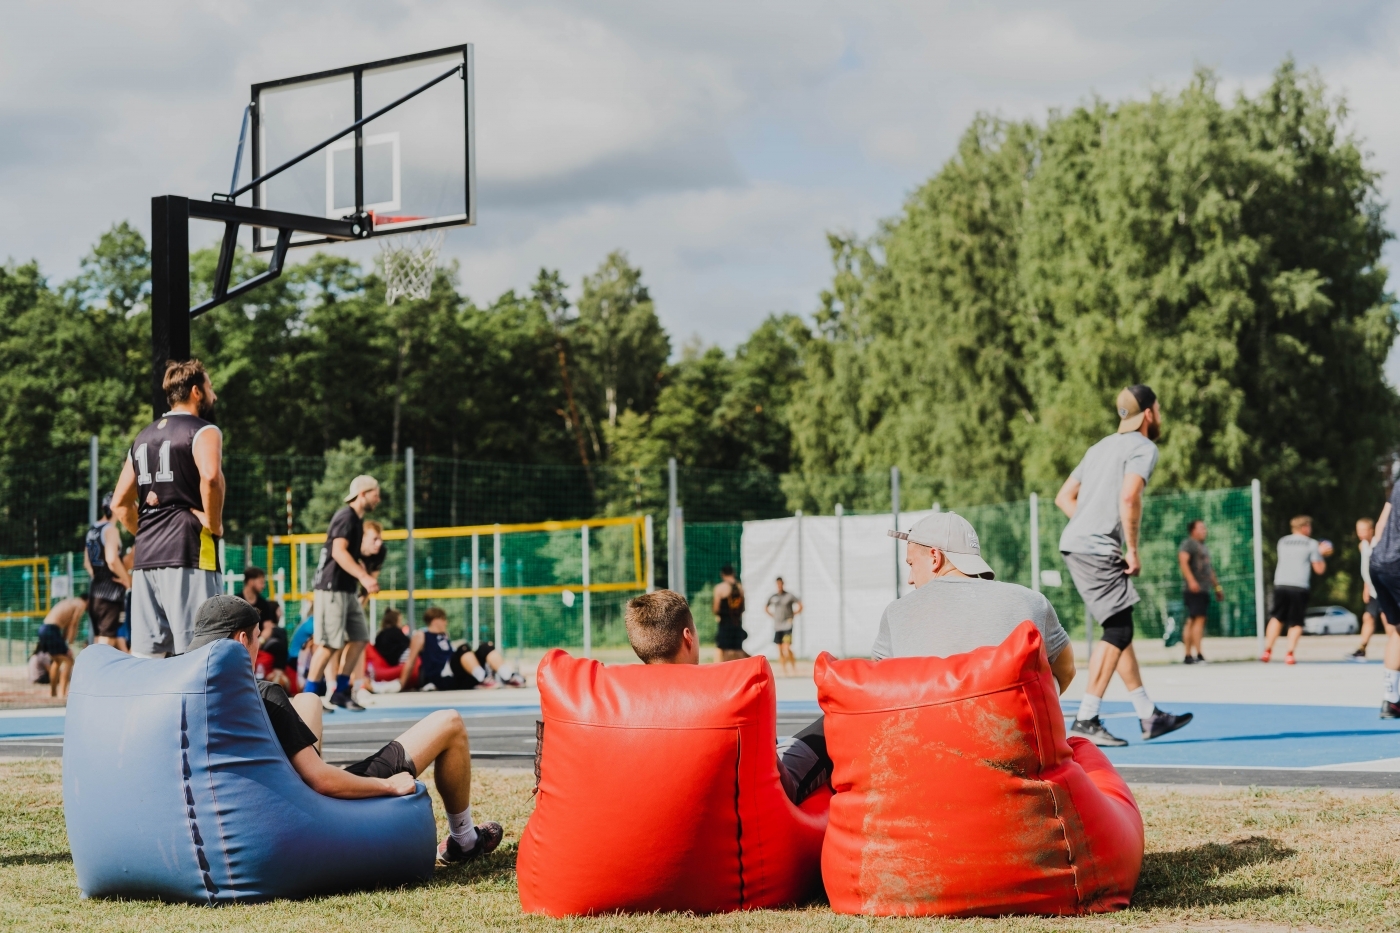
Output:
(1120, 473), (1146, 575)
(111, 459), (140, 536)
(1054, 476), (1081, 519)
(1178, 550), (1199, 592)
(399, 631), (425, 688)
(289, 745), (415, 798)
(192, 427), (225, 538)
(1051, 647), (1076, 695)
(331, 537), (378, 593)
(104, 523), (130, 588)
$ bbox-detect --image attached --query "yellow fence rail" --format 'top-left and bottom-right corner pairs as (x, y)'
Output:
(0, 557), (51, 621)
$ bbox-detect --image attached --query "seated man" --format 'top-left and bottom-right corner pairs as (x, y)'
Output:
(879, 512), (1076, 694)
(625, 590), (830, 805)
(188, 596), (503, 864)
(399, 607), (523, 692)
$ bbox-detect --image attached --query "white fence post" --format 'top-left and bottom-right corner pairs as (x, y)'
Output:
(582, 523), (592, 658)
(471, 532), (480, 645)
(493, 525), (503, 649)
(644, 514), (655, 593)
(836, 502), (846, 657)
(1252, 478), (1265, 652)
(405, 446), (415, 630)
(891, 466), (902, 600)
(796, 509), (805, 659)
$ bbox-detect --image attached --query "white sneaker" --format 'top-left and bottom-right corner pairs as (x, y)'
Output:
(319, 694), (335, 711)
(372, 679), (402, 694)
(355, 688), (375, 708)
(420, 682), (437, 692)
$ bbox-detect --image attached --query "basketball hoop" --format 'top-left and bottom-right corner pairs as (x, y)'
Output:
(379, 229), (444, 304)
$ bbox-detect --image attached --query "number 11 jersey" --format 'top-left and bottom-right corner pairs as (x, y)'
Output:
(128, 412), (221, 572)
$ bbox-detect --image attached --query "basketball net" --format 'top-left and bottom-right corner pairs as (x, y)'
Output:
(379, 229), (444, 304)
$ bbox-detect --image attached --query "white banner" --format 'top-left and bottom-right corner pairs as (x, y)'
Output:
(738, 510), (938, 659)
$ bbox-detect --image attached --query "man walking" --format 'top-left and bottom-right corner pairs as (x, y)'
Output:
(1261, 516), (1331, 664)
(1364, 489), (1400, 717)
(305, 475), (380, 711)
(111, 359), (225, 657)
(1056, 384), (1193, 746)
(765, 577), (802, 677)
(1177, 519), (1222, 664)
(84, 493), (130, 650)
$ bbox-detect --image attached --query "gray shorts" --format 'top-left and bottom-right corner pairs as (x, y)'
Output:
(130, 567), (222, 657)
(313, 590), (368, 650)
(1062, 551), (1140, 625)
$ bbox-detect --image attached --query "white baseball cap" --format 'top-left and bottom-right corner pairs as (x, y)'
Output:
(344, 474), (380, 503)
(887, 511), (995, 580)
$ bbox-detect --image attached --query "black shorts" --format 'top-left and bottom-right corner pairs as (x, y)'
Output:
(773, 629), (792, 646)
(89, 596), (125, 638)
(1182, 590), (1210, 619)
(344, 739), (417, 780)
(1364, 597), (1382, 621)
(715, 623), (747, 650)
(1270, 586), (1309, 629)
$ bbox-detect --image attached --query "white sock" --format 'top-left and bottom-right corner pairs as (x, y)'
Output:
(1128, 687), (1156, 720)
(1384, 670), (1400, 704)
(1075, 693), (1102, 722)
(470, 665), (488, 683)
(495, 662), (515, 680)
(448, 807), (478, 849)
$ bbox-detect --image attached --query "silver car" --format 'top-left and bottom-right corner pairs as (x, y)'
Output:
(1303, 605), (1359, 636)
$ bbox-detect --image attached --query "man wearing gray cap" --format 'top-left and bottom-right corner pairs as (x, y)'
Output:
(1055, 384), (1192, 746)
(878, 512), (1077, 694)
(186, 595), (503, 865)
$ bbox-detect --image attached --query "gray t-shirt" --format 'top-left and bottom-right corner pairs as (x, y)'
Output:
(870, 577), (1069, 663)
(1274, 533), (1322, 590)
(1178, 537), (1215, 588)
(766, 591), (798, 632)
(1059, 432), (1160, 556)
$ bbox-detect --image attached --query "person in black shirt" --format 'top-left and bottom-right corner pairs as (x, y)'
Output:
(375, 608), (411, 667)
(188, 595), (503, 865)
(307, 475), (380, 711)
(84, 494), (131, 649)
(111, 359), (225, 657)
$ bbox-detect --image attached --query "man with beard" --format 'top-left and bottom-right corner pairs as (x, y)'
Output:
(1055, 384), (1193, 747)
(111, 359), (225, 657)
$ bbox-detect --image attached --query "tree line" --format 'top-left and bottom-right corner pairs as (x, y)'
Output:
(1, 59), (1395, 556)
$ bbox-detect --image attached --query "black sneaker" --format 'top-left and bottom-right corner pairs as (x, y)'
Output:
(1195, 653), (1207, 664)
(1142, 708), (1193, 740)
(1182, 655), (1196, 665)
(1069, 717), (1128, 747)
(1381, 700), (1400, 720)
(437, 822), (503, 865)
(330, 690), (365, 712)
(1351, 648), (1369, 662)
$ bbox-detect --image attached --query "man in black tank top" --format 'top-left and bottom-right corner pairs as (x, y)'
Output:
(84, 493), (131, 648)
(111, 359), (226, 657)
(712, 564), (749, 662)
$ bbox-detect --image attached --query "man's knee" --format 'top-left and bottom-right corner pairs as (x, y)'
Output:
(1100, 607), (1134, 650)
(428, 709), (466, 741)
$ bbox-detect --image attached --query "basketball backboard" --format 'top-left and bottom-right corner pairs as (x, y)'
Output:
(250, 45), (475, 250)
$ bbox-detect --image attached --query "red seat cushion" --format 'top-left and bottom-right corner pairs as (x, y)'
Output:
(816, 620), (1143, 916)
(517, 650), (829, 915)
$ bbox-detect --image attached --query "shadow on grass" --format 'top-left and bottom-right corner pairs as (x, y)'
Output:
(1133, 836), (1296, 908)
(425, 842), (519, 886)
(0, 850), (72, 866)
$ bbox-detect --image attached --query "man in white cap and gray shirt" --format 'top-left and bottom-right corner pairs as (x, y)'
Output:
(1055, 384), (1193, 746)
(876, 511), (1077, 694)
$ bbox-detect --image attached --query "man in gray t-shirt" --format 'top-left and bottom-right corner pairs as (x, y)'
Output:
(1262, 515), (1332, 664)
(879, 512), (1077, 694)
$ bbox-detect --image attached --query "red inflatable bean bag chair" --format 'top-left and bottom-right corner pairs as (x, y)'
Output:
(518, 649), (829, 916)
(817, 620), (1143, 916)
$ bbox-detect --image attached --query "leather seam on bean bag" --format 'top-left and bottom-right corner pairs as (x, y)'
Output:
(734, 729), (745, 909)
(816, 676), (1041, 715)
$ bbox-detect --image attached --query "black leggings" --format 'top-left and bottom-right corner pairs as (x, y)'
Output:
(1099, 606), (1135, 649)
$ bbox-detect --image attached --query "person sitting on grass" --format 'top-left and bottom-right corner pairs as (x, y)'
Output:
(187, 595), (503, 865)
(625, 589), (830, 805)
(399, 607), (524, 691)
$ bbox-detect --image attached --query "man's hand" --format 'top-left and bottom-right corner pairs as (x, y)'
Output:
(1214, 584), (1224, 600)
(1318, 540), (1335, 558)
(1186, 578), (1201, 593)
(385, 772), (416, 796)
(361, 574), (381, 595)
(1124, 548), (1141, 576)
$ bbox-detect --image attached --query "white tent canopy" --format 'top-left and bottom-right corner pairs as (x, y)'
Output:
(739, 510), (938, 659)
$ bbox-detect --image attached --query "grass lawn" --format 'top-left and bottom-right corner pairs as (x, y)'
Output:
(2, 758), (1398, 932)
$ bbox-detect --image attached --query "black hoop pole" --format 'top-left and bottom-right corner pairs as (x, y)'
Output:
(150, 195), (191, 420)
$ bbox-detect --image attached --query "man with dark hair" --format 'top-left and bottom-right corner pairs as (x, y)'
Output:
(111, 358), (225, 657)
(712, 564), (748, 662)
(766, 577), (802, 677)
(1177, 519), (1222, 665)
(1261, 515), (1331, 665)
(84, 493), (130, 649)
(240, 567), (280, 626)
(1351, 517), (1393, 660)
(398, 607), (511, 691)
(624, 590), (830, 804)
(1056, 384), (1192, 746)
(306, 475), (381, 711)
(187, 595), (503, 864)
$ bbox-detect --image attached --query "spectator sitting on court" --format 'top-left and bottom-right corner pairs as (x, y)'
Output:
(35, 620), (73, 699)
(353, 609), (412, 705)
(289, 612), (315, 693)
(187, 595), (503, 864)
(398, 607), (524, 691)
(375, 608), (411, 666)
(878, 512), (1077, 695)
(625, 589), (831, 804)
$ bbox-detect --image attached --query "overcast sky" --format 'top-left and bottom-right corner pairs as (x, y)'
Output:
(4, 1), (1400, 371)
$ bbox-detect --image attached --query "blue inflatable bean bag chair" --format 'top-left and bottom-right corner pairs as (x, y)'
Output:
(63, 641), (436, 903)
